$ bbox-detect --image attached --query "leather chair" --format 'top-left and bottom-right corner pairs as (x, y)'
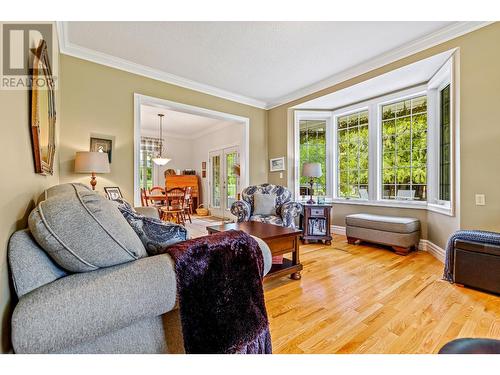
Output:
(439, 338), (500, 354)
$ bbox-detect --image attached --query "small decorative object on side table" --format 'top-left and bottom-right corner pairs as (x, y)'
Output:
(300, 204), (332, 245)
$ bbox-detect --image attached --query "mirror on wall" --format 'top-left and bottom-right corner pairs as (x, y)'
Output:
(30, 39), (56, 175)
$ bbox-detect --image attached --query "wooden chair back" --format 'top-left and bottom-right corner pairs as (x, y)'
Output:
(140, 188), (148, 207)
(166, 188), (185, 210)
(149, 186), (165, 195)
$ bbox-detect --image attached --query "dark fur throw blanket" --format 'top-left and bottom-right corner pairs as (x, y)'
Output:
(166, 230), (272, 354)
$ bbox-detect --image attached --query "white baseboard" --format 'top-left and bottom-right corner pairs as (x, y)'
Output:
(330, 225), (445, 263)
(331, 225), (346, 236)
(418, 240), (445, 263)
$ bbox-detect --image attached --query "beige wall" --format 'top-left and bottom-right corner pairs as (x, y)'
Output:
(0, 22), (60, 353)
(268, 23), (500, 249)
(59, 55), (268, 202)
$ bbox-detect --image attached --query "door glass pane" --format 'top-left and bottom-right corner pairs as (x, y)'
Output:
(225, 151), (239, 210)
(211, 155), (221, 208)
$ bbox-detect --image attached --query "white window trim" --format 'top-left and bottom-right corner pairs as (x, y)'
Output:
(291, 55), (457, 215)
(294, 111), (333, 200)
(427, 56), (454, 216)
(331, 85), (427, 206)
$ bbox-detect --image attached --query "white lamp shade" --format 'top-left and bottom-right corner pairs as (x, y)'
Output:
(152, 157), (171, 166)
(301, 162), (322, 178)
(75, 151), (110, 174)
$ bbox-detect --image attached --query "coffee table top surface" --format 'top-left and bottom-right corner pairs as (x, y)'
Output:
(206, 221), (301, 240)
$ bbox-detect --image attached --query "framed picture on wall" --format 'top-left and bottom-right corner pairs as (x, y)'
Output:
(90, 137), (113, 163)
(269, 157), (285, 172)
(104, 187), (123, 201)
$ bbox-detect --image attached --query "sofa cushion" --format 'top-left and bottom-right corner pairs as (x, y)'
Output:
(345, 213), (420, 233)
(253, 193), (277, 216)
(28, 183), (147, 272)
(250, 214), (283, 226)
(115, 199), (188, 256)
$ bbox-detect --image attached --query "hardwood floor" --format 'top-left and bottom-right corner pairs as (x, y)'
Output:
(265, 237), (500, 354)
(185, 218), (500, 354)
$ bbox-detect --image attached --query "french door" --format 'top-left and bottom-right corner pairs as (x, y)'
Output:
(208, 146), (240, 219)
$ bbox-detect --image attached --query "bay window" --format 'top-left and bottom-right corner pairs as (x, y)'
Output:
(292, 55), (455, 214)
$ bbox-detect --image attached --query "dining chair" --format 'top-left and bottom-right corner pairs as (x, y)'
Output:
(183, 186), (193, 223)
(140, 188), (149, 207)
(162, 188), (186, 225)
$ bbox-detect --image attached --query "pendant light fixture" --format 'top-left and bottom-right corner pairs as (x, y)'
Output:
(152, 113), (171, 166)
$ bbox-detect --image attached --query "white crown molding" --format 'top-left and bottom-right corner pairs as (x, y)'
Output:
(56, 22), (267, 109)
(57, 21), (492, 111)
(267, 21), (493, 109)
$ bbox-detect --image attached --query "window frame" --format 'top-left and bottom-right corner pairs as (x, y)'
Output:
(292, 57), (456, 215)
(294, 111), (333, 200)
(332, 106), (371, 201)
(427, 57), (454, 215)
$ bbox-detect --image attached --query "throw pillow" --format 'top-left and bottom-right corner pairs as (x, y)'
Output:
(28, 183), (147, 273)
(116, 199), (188, 256)
(253, 193), (277, 216)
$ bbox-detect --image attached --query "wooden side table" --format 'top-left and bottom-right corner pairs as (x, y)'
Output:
(300, 204), (332, 245)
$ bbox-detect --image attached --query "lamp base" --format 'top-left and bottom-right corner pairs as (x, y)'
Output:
(307, 179), (315, 204)
(90, 172), (97, 191)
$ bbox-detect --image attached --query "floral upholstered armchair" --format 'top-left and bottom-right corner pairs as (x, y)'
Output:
(230, 183), (302, 228)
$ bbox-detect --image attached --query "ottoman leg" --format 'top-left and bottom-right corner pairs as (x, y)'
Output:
(392, 246), (411, 256)
(347, 237), (358, 245)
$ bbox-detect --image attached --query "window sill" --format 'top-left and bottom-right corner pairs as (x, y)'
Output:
(427, 202), (454, 216)
(309, 198), (456, 215)
(328, 199), (428, 210)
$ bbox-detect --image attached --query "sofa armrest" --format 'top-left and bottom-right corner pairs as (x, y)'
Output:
(230, 200), (251, 222)
(11, 253), (177, 353)
(134, 206), (160, 219)
(279, 202), (303, 227)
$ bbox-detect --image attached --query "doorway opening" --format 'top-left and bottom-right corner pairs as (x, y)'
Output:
(133, 94), (249, 221)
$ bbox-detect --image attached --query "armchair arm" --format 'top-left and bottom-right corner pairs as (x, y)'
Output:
(11, 254), (177, 353)
(134, 206), (160, 219)
(280, 202), (303, 227)
(230, 200), (251, 222)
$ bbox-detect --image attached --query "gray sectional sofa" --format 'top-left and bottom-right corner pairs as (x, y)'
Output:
(8, 183), (271, 354)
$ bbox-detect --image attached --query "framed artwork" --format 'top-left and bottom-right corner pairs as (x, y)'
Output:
(202, 161), (206, 170)
(104, 187), (123, 201)
(90, 137), (113, 163)
(202, 170), (206, 178)
(269, 157), (285, 172)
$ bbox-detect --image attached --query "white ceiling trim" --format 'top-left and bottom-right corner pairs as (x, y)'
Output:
(56, 21), (267, 109)
(266, 21), (493, 109)
(57, 21), (492, 110)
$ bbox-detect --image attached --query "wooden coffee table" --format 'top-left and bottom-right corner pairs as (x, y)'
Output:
(206, 221), (303, 280)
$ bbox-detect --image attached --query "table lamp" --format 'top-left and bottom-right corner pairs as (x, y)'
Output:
(301, 162), (322, 204)
(75, 151), (110, 190)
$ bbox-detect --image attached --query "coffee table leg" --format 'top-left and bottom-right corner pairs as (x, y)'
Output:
(290, 235), (301, 280)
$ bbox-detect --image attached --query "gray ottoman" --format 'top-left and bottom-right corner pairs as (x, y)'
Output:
(345, 213), (421, 255)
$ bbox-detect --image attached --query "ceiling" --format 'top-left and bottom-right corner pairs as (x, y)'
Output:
(294, 50), (453, 110)
(140, 105), (239, 140)
(59, 21), (489, 109)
